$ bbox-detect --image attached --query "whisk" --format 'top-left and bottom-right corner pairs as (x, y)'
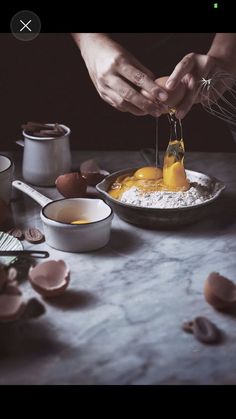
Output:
(197, 71), (236, 127)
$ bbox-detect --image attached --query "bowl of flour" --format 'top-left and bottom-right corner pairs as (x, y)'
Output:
(96, 168), (226, 229)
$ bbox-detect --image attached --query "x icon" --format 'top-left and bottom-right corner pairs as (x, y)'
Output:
(19, 19), (32, 32)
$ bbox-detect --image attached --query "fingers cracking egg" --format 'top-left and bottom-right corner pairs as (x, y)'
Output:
(140, 76), (186, 111)
(155, 76), (186, 110)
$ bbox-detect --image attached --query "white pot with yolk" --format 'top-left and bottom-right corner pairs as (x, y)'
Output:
(12, 180), (113, 252)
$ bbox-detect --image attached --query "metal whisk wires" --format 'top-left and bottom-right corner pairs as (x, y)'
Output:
(198, 71), (236, 126)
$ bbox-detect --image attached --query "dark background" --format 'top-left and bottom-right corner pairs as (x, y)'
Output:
(0, 32), (235, 152)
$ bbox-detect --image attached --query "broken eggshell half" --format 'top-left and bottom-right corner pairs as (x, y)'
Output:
(204, 272), (236, 310)
(29, 260), (70, 298)
(0, 267), (46, 322)
(55, 172), (87, 198)
(0, 294), (26, 322)
(80, 159), (109, 186)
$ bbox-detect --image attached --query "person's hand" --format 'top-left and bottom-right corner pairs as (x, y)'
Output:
(76, 33), (169, 117)
(165, 52), (232, 119)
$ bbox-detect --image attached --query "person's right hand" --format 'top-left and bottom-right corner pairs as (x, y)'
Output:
(75, 33), (169, 117)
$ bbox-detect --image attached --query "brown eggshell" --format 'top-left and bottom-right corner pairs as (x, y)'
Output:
(155, 76), (186, 108)
(141, 75), (186, 112)
(0, 199), (9, 226)
(55, 172), (87, 198)
(29, 260), (70, 298)
(0, 266), (7, 292)
(80, 159), (109, 186)
(192, 316), (221, 344)
(0, 294), (26, 322)
(4, 283), (22, 295)
(21, 298), (46, 320)
(204, 272), (236, 310)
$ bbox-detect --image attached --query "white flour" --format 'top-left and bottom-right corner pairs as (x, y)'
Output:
(120, 182), (213, 209)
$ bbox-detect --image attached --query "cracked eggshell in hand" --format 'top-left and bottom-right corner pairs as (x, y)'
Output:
(29, 260), (70, 298)
(141, 76), (186, 111)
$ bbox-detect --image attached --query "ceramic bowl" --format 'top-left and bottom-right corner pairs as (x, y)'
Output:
(40, 198), (114, 252)
(96, 167), (226, 229)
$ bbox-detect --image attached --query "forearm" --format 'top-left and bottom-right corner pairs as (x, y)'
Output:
(208, 33), (236, 74)
(71, 33), (111, 57)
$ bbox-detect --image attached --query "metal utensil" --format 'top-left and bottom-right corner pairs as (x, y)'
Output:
(0, 250), (49, 258)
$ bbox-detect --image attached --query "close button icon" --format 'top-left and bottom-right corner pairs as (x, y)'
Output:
(10, 10), (41, 41)
(20, 20), (32, 32)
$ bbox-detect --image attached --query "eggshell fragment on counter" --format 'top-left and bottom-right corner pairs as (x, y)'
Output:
(80, 159), (110, 186)
(204, 272), (236, 310)
(29, 260), (70, 298)
(0, 294), (26, 322)
(55, 172), (87, 198)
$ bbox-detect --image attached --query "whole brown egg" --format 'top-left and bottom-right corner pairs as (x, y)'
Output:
(141, 76), (186, 111)
(55, 173), (87, 198)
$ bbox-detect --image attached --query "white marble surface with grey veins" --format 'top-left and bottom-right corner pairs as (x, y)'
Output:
(1, 150), (236, 384)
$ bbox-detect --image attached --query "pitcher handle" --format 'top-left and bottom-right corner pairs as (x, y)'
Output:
(15, 140), (24, 147)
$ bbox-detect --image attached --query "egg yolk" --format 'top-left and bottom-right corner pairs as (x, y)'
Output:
(109, 188), (121, 200)
(134, 167), (163, 180)
(163, 139), (189, 190)
(71, 219), (89, 224)
(108, 131), (190, 198)
(163, 161), (189, 189)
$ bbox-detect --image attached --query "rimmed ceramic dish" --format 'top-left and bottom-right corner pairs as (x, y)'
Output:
(96, 167), (226, 229)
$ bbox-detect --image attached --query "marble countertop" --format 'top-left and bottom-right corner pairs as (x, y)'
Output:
(1, 150), (236, 385)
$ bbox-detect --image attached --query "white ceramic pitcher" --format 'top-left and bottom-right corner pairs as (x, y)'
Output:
(16, 124), (72, 186)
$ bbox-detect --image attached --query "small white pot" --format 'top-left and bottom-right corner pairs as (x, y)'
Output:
(12, 180), (113, 252)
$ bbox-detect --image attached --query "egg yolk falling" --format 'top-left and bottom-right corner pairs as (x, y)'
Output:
(163, 139), (189, 190)
(108, 110), (189, 199)
(163, 111), (189, 190)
